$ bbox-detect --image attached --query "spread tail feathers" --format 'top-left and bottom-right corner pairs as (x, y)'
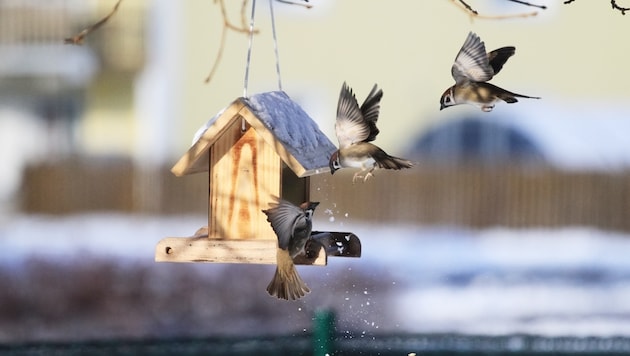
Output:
(267, 249), (310, 300)
(377, 155), (414, 170)
(499, 91), (541, 103)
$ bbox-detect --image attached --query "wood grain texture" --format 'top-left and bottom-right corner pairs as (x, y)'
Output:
(155, 236), (327, 265)
(209, 123), (280, 240)
(171, 100), (245, 177)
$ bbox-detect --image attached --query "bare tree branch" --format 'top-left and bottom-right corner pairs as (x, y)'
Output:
(565, 0), (630, 15)
(204, 0), (259, 84)
(456, 0), (478, 15)
(204, 0), (311, 84)
(508, 0), (546, 10)
(64, 0), (123, 45)
(611, 0), (630, 15)
(452, 0), (540, 20)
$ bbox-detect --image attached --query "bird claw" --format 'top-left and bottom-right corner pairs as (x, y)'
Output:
(351, 171), (374, 183)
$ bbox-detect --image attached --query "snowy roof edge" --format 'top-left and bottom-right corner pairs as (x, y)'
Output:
(172, 91), (335, 177)
(242, 91), (336, 176)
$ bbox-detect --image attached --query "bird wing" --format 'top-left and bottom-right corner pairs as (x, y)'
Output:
(263, 199), (305, 250)
(335, 82), (379, 148)
(451, 32), (495, 84)
(358, 84), (382, 142)
(487, 46), (515, 76)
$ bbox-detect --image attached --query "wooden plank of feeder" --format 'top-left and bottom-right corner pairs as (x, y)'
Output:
(171, 101), (245, 177)
(155, 237), (327, 265)
(209, 124), (280, 240)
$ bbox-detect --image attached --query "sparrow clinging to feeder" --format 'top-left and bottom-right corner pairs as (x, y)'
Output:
(262, 198), (319, 300)
(439, 32), (540, 112)
(329, 82), (413, 183)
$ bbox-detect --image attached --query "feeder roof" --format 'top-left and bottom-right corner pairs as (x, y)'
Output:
(172, 91), (336, 178)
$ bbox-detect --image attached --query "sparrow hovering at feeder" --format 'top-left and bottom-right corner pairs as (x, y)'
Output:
(329, 82), (413, 183)
(262, 198), (319, 300)
(439, 32), (540, 112)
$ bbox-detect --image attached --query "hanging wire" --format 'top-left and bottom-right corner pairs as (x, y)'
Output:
(269, 0), (282, 91)
(242, 0), (257, 131)
(243, 0), (257, 99)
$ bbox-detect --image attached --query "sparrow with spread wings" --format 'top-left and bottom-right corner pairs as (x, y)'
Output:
(262, 198), (319, 300)
(440, 32), (540, 112)
(329, 82), (413, 183)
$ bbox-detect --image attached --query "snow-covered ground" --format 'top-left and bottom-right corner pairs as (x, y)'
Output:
(2, 214), (630, 338)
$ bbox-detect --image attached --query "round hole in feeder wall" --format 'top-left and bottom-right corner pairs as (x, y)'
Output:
(165, 246), (173, 255)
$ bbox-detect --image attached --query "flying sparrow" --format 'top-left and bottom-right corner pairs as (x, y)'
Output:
(440, 32), (540, 112)
(329, 82), (413, 182)
(262, 198), (319, 300)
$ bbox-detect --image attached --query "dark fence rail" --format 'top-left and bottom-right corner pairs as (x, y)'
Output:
(3, 333), (630, 356)
(21, 158), (630, 231)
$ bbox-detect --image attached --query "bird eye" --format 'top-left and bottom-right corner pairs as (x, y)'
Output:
(444, 97), (451, 103)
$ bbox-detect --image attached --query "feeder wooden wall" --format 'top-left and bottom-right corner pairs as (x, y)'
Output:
(209, 122), (280, 240)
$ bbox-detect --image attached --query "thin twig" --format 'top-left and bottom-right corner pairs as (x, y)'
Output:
(204, 0), (312, 84)
(204, 25), (229, 83)
(275, 0), (312, 9)
(508, 0), (546, 10)
(452, 0), (539, 20)
(611, 0), (630, 15)
(565, 0), (629, 15)
(204, 0), (258, 84)
(64, 0), (123, 45)
(218, 0), (255, 33)
(457, 0), (478, 15)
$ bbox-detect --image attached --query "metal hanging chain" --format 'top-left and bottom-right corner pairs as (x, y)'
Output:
(269, 0), (282, 91)
(243, 0), (257, 99)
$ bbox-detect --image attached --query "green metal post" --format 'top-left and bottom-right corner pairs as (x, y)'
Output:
(312, 309), (336, 356)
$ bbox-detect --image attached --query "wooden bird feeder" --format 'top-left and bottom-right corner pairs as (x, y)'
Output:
(155, 91), (361, 266)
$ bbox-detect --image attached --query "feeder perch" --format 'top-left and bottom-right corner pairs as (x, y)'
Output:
(155, 91), (361, 266)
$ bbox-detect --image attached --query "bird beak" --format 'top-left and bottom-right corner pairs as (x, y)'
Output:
(439, 103), (445, 111)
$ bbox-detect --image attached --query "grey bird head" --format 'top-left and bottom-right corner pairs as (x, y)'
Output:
(299, 201), (319, 220)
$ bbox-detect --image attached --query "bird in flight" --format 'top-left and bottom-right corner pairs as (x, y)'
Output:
(440, 32), (540, 112)
(330, 82), (413, 183)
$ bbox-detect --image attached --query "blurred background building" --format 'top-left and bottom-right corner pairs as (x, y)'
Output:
(5, 0), (630, 229)
(2, 0), (630, 350)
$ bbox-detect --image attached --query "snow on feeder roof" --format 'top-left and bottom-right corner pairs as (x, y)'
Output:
(172, 91), (336, 178)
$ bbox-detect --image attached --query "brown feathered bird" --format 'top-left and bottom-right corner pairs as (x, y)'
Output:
(262, 198), (319, 300)
(329, 82), (413, 182)
(440, 32), (540, 112)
